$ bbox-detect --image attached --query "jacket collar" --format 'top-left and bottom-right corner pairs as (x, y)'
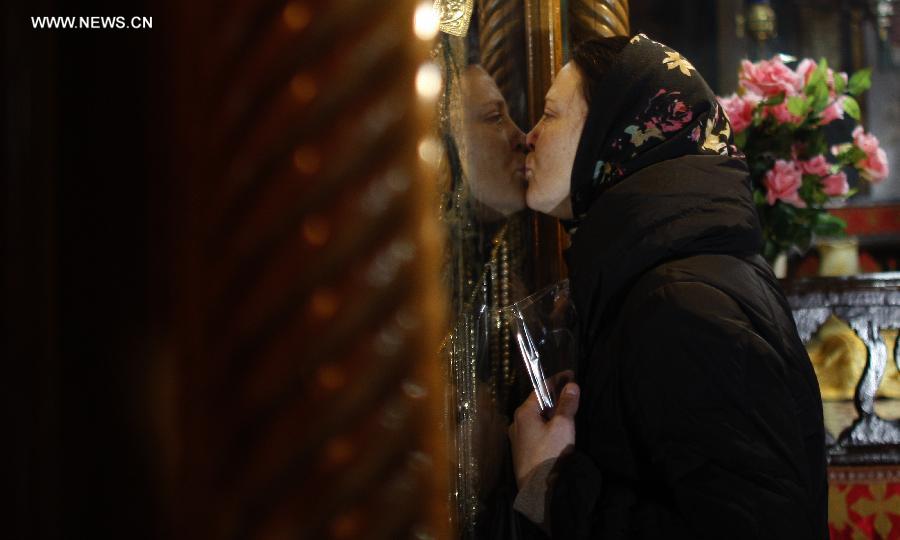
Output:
(565, 154), (762, 350)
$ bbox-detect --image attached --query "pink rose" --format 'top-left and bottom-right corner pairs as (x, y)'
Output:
(764, 160), (807, 208)
(819, 96), (845, 126)
(718, 93), (757, 133)
(853, 125), (880, 154)
(798, 154), (831, 177)
(852, 126), (890, 183)
(740, 57), (799, 98)
(821, 172), (849, 197)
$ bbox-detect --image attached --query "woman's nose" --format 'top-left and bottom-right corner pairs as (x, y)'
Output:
(525, 126), (539, 152)
(511, 126), (526, 153)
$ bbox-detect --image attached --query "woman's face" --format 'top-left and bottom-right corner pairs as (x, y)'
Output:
(525, 62), (588, 219)
(460, 65), (527, 219)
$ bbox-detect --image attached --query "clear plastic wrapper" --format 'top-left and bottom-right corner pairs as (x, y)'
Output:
(500, 279), (577, 416)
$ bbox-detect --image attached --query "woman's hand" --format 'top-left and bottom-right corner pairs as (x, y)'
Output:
(508, 380), (580, 489)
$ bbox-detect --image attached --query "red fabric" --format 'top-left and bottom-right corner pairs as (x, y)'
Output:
(829, 468), (900, 539)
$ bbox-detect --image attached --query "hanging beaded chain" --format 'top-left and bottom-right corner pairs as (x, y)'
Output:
(443, 220), (522, 537)
(484, 223), (519, 407)
(489, 257), (500, 404)
(500, 231), (511, 405)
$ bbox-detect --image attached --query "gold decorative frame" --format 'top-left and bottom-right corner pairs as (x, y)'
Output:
(436, 0), (476, 36)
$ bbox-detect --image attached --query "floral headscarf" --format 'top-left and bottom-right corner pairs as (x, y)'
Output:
(569, 34), (742, 221)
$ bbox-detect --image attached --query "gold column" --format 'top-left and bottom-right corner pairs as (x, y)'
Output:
(164, 1), (449, 538)
(523, 0), (567, 287)
(477, 0), (527, 119)
(569, 0), (631, 45)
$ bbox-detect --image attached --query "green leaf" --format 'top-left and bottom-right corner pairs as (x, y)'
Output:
(843, 96), (861, 121)
(734, 130), (747, 148)
(751, 107), (765, 127)
(761, 93), (786, 106)
(833, 72), (847, 95)
(787, 95), (808, 117)
(753, 189), (767, 207)
(813, 212), (847, 237)
(848, 68), (872, 96)
(817, 58), (830, 84)
(806, 63), (827, 95)
(805, 130), (828, 156)
(800, 175), (829, 207)
(811, 83), (830, 113)
(837, 144), (867, 166)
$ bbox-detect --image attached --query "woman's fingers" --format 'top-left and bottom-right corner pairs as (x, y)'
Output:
(516, 389), (542, 418)
(554, 382), (580, 419)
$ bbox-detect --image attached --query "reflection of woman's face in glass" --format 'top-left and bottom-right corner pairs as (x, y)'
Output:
(460, 65), (527, 219)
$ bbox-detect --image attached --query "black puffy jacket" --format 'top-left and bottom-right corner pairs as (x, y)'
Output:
(549, 154), (828, 539)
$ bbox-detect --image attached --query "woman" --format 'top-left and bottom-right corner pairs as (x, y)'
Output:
(507, 35), (828, 539)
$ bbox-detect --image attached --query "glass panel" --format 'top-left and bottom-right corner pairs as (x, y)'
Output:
(430, 2), (629, 535)
(429, 3), (537, 536)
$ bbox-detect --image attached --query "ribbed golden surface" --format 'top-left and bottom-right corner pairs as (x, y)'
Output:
(569, 0), (630, 45)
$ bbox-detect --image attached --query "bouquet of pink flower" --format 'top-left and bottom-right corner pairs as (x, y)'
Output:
(718, 56), (889, 263)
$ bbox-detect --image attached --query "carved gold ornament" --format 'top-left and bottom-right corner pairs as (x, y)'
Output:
(434, 0), (474, 36)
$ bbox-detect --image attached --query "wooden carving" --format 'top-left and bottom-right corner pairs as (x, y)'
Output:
(477, 0), (527, 123)
(785, 274), (900, 465)
(569, 0), (631, 45)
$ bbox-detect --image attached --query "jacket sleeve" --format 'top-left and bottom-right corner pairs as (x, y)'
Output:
(548, 281), (822, 540)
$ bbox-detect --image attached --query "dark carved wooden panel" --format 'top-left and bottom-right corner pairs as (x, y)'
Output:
(785, 273), (900, 465)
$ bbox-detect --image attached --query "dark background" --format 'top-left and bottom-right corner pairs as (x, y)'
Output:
(5, 0), (162, 537)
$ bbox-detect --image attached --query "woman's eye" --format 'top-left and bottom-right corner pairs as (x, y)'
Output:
(485, 113), (502, 124)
